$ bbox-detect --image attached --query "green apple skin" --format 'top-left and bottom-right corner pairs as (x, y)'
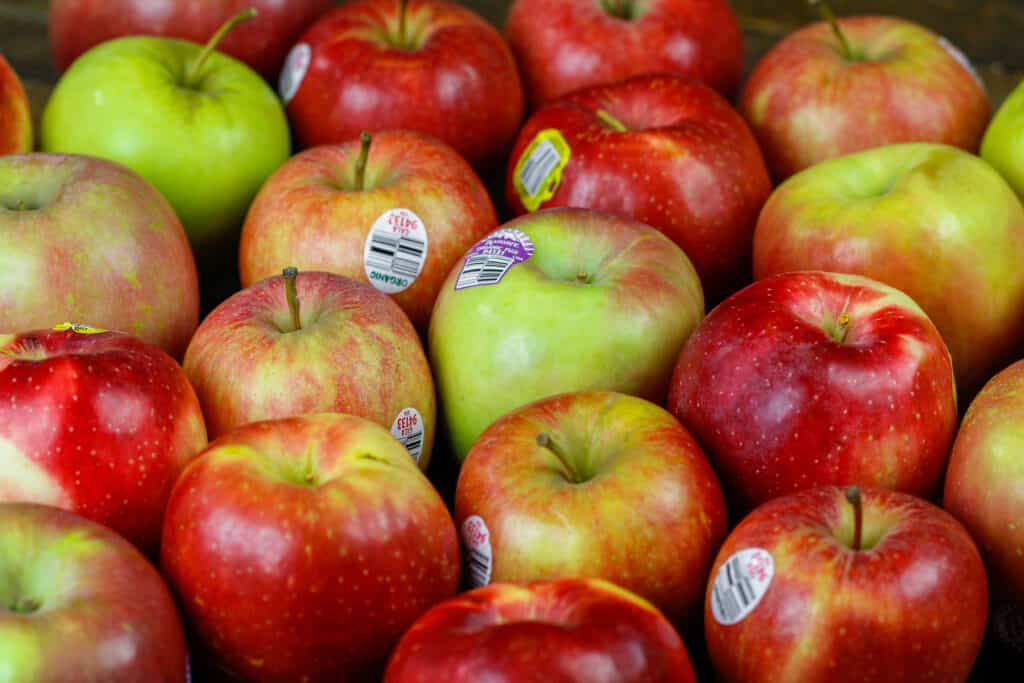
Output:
(982, 80), (1024, 200)
(429, 208), (705, 461)
(40, 36), (291, 253)
(754, 143), (1024, 397)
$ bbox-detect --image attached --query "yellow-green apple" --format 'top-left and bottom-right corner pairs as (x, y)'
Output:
(383, 578), (698, 683)
(0, 54), (31, 155)
(704, 486), (987, 683)
(160, 412), (460, 683)
(428, 208), (704, 462)
(183, 268), (436, 469)
(240, 130), (498, 329)
(40, 10), (291, 255)
(0, 153), (199, 358)
(506, 0), (743, 107)
(740, 10), (990, 180)
(0, 502), (188, 681)
(49, 0), (333, 81)
(505, 73), (771, 303)
(981, 78), (1024, 200)
(454, 391), (726, 628)
(0, 325), (207, 554)
(753, 143), (1024, 397)
(281, 0), (523, 170)
(668, 271), (957, 513)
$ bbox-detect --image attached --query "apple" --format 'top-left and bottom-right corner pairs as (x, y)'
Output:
(668, 270), (957, 513)
(49, 0), (333, 82)
(383, 578), (698, 683)
(281, 0), (524, 170)
(428, 207), (705, 462)
(240, 130), (498, 329)
(0, 153), (199, 359)
(505, 0), (743, 107)
(753, 143), (1024, 398)
(981, 78), (1024, 200)
(740, 7), (990, 180)
(0, 54), (31, 155)
(453, 390), (726, 629)
(505, 73), (772, 303)
(183, 268), (437, 470)
(40, 9), (291, 255)
(704, 486), (987, 683)
(0, 502), (188, 681)
(160, 412), (461, 683)
(0, 324), (207, 554)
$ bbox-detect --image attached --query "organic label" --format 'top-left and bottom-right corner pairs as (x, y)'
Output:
(938, 36), (986, 90)
(513, 129), (571, 212)
(390, 407), (425, 464)
(710, 548), (774, 625)
(363, 209), (428, 295)
(279, 43), (311, 104)
(52, 322), (106, 334)
(454, 229), (534, 291)
(460, 515), (493, 588)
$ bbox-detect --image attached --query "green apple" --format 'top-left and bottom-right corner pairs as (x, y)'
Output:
(40, 9), (290, 254)
(982, 79), (1024, 200)
(428, 207), (705, 461)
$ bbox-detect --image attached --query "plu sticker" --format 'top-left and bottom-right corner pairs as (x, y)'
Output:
(390, 407), (425, 464)
(53, 322), (106, 335)
(710, 548), (774, 626)
(454, 229), (534, 291)
(513, 129), (571, 212)
(363, 209), (428, 295)
(279, 43), (311, 104)
(460, 515), (493, 589)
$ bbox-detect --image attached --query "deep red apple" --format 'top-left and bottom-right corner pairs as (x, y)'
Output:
(505, 0), (743, 106)
(0, 54), (31, 155)
(383, 578), (697, 683)
(0, 324), (207, 553)
(505, 73), (771, 302)
(49, 0), (334, 81)
(668, 271), (957, 512)
(281, 0), (524, 169)
(704, 486), (988, 683)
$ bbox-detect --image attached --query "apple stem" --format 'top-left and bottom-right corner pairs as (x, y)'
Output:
(354, 131), (372, 192)
(595, 109), (628, 132)
(846, 486), (863, 551)
(537, 432), (580, 483)
(576, 271), (590, 284)
(599, 0), (632, 20)
(282, 267), (301, 332)
(183, 7), (259, 88)
(834, 295), (853, 343)
(808, 0), (855, 61)
(10, 597), (40, 614)
(398, 0), (409, 48)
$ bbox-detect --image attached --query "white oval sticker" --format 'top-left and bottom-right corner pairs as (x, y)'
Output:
(279, 42), (311, 104)
(363, 209), (429, 295)
(710, 548), (774, 626)
(390, 407), (424, 464)
(460, 515), (493, 589)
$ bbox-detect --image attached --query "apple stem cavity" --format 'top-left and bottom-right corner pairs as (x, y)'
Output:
(537, 432), (581, 483)
(846, 486), (863, 551)
(808, 0), (856, 61)
(398, 0), (410, 48)
(282, 267), (301, 332)
(10, 596), (40, 614)
(595, 109), (628, 132)
(354, 131), (372, 191)
(183, 7), (259, 88)
(600, 0), (634, 20)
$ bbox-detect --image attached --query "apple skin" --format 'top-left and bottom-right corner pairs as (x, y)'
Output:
(49, 0), (334, 81)
(668, 271), (957, 513)
(0, 502), (188, 682)
(753, 143), (1024, 398)
(0, 54), (31, 155)
(183, 270), (437, 469)
(428, 207), (705, 462)
(0, 153), (199, 359)
(383, 578), (698, 683)
(40, 34), (291, 254)
(453, 391), (726, 628)
(740, 16), (990, 180)
(981, 78), (1024, 200)
(160, 412), (461, 683)
(704, 486), (988, 683)
(505, 0), (743, 107)
(240, 131), (498, 329)
(283, 0), (524, 170)
(505, 73), (771, 303)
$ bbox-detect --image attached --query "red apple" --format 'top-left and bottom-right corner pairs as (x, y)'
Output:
(183, 269), (437, 469)
(0, 324), (207, 553)
(668, 271), (957, 512)
(0, 502), (188, 681)
(0, 54), (31, 155)
(505, 73), (771, 302)
(49, 0), (333, 81)
(505, 0), (743, 107)
(704, 486), (987, 683)
(383, 578), (698, 683)
(160, 412), (461, 683)
(740, 12), (990, 180)
(240, 131), (498, 329)
(280, 0), (524, 169)
(454, 391), (726, 628)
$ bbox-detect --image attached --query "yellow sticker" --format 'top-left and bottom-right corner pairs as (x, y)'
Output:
(53, 322), (107, 335)
(513, 129), (571, 212)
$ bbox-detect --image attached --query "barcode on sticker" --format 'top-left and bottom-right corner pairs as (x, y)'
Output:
(520, 140), (561, 197)
(710, 548), (774, 625)
(460, 515), (493, 588)
(363, 209), (428, 295)
(513, 129), (571, 211)
(455, 254), (515, 289)
(390, 407), (424, 464)
(366, 231), (425, 277)
(453, 229), (534, 291)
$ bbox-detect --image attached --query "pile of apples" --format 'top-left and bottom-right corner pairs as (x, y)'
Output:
(3, 0), (1024, 681)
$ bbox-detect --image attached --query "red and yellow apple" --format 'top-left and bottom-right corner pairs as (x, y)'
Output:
(0, 54), (31, 155)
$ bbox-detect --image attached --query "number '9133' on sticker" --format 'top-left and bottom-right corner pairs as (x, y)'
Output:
(454, 229), (535, 291)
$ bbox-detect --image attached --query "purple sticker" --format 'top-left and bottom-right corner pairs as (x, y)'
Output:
(454, 229), (535, 290)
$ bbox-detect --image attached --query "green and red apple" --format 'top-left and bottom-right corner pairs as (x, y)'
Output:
(0, 54), (31, 155)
